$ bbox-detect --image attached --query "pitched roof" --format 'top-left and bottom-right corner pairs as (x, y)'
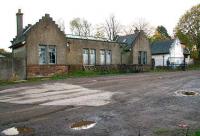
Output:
(151, 40), (175, 55)
(116, 33), (139, 50)
(66, 34), (116, 43)
(10, 14), (65, 49)
(10, 24), (32, 48)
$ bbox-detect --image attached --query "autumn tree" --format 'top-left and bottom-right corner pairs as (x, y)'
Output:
(175, 4), (200, 59)
(104, 14), (122, 40)
(151, 25), (171, 42)
(70, 18), (92, 36)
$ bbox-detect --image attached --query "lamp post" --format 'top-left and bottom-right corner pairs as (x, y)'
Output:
(183, 49), (190, 71)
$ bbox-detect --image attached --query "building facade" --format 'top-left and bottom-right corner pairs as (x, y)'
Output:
(151, 39), (191, 67)
(10, 9), (151, 79)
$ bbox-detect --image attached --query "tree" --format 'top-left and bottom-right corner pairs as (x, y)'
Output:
(175, 4), (200, 59)
(70, 18), (92, 36)
(57, 18), (65, 32)
(124, 18), (154, 37)
(0, 48), (6, 53)
(104, 14), (121, 40)
(93, 24), (105, 38)
(151, 25), (171, 42)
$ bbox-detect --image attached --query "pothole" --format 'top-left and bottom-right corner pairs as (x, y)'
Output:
(175, 90), (199, 96)
(70, 120), (96, 130)
(1, 127), (33, 136)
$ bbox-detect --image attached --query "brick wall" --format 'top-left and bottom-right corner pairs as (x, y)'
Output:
(27, 64), (68, 78)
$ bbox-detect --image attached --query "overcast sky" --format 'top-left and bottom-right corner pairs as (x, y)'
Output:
(0, 0), (199, 51)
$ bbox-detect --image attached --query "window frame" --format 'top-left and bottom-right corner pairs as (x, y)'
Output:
(48, 45), (57, 64)
(38, 44), (57, 65)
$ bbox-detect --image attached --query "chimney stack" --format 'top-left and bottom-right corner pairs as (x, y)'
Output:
(16, 9), (23, 36)
(134, 27), (139, 34)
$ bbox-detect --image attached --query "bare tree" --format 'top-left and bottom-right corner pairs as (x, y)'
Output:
(104, 14), (122, 40)
(69, 18), (92, 36)
(57, 18), (65, 32)
(93, 24), (105, 38)
(124, 18), (154, 37)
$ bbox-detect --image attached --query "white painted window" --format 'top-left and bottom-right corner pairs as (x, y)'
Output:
(100, 49), (106, 65)
(83, 49), (89, 65)
(89, 49), (96, 65)
(39, 45), (47, 64)
(49, 46), (56, 64)
(138, 51), (147, 64)
(106, 50), (112, 65)
(39, 45), (57, 65)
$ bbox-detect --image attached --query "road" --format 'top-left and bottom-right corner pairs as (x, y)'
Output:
(0, 71), (200, 136)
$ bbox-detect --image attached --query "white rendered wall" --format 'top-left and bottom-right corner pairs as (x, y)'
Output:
(169, 39), (184, 65)
(152, 54), (170, 66)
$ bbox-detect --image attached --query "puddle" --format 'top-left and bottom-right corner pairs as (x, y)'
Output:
(70, 120), (96, 130)
(1, 127), (33, 136)
(175, 90), (199, 96)
(182, 91), (197, 96)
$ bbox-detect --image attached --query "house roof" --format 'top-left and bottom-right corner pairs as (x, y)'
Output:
(10, 13), (66, 49)
(66, 34), (117, 43)
(151, 40), (175, 55)
(116, 33), (139, 50)
(10, 24), (32, 48)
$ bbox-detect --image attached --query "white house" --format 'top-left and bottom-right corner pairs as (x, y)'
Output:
(151, 39), (191, 67)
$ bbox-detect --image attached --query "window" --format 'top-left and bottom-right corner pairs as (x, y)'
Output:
(39, 45), (56, 65)
(89, 49), (96, 65)
(138, 51), (147, 64)
(39, 45), (47, 64)
(100, 49), (106, 65)
(49, 46), (56, 64)
(106, 50), (112, 65)
(83, 48), (89, 65)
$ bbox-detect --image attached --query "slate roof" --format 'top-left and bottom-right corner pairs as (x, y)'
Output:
(116, 33), (139, 50)
(10, 24), (32, 48)
(151, 40), (175, 55)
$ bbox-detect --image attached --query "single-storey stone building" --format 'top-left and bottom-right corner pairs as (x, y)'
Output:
(10, 9), (151, 79)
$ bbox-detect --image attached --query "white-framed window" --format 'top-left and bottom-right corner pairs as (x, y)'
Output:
(89, 49), (96, 65)
(39, 45), (47, 64)
(39, 45), (57, 65)
(106, 50), (112, 65)
(83, 48), (89, 65)
(138, 51), (147, 64)
(100, 49), (106, 65)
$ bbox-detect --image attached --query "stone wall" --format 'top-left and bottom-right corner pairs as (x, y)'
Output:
(0, 58), (12, 80)
(67, 38), (122, 65)
(0, 57), (25, 80)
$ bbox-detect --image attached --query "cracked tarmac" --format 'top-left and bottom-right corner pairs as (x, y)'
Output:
(0, 71), (200, 136)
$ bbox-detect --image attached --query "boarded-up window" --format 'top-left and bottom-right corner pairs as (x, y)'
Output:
(100, 49), (106, 65)
(89, 49), (96, 65)
(39, 45), (47, 64)
(106, 50), (112, 65)
(83, 48), (89, 65)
